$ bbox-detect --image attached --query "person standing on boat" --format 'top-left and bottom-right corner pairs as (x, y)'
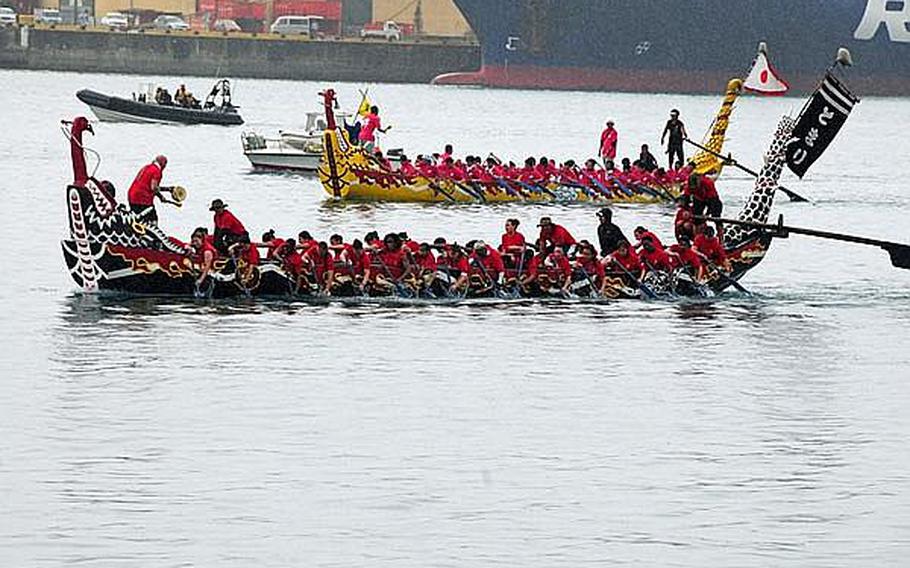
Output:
(538, 216), (577, 254)
(127, 155), (176, 224)
(596, 207), (627, 256)
(661, 109), (688, 169)
(599, 120), (618, 164)
(209, 199), (249, 255)
(358, 105), (389, 153)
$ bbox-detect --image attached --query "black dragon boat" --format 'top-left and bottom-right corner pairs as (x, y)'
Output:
(76, 79), (243, 126)
(60, 112), (797, 302)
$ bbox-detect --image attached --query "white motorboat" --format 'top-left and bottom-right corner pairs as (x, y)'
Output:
(241, 111), (342, 173)
(242, 111), (410, 173)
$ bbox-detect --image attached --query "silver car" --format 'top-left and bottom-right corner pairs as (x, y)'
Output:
(153, 15), (189, 31)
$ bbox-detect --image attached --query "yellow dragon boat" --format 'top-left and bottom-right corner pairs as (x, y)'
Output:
(317, 79), (742, 204)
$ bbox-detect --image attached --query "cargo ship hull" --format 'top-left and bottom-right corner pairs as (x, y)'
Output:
(436, 0), (910, 95)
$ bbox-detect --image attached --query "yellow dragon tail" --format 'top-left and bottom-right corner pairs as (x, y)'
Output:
(692, 78), (743, 178)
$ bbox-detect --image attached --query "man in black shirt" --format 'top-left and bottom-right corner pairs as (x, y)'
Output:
(596, 207), (627, 256)
(638, 144), (659, 172)
(661, 109), (688, 169)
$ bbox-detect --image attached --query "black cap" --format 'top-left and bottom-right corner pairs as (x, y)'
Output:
(209, 199), (227, 211)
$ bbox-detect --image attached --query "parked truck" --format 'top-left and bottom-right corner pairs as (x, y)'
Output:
(360, 20), (412, 41)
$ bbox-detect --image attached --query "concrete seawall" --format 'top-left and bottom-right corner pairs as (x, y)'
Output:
(0, 27), (480, 83)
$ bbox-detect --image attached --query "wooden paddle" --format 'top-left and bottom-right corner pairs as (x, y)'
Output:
(700, 215), (910, 270)
(683, 138), (810, 203)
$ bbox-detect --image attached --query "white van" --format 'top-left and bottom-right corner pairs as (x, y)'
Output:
(270, 15), (322, 37)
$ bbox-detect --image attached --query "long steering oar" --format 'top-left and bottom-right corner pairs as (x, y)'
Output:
(684, 138), (809, 203)
(701, 214), (910, 270)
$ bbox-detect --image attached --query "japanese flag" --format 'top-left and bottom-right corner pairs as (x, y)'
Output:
(744, 51), (789, 95)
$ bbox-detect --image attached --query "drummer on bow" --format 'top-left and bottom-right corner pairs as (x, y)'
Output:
(126, 155), (182, 224)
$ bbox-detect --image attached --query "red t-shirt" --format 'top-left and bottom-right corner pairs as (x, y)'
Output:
(375, 249), (407, 279)
(283, 251), (302, 276)
(637, 231), (664, 250)
(243, 244), (260, 265)
(540, 224), (577, 249)
(415, 252), (437, 272)
(500, 231), (526, 253)
(675, 207), (693, 229)
(266, 238), (286, 259)
(610, 249), (642, 273)
(669, 245), (703, 270)
(193, 241), (218, 265)
(690, 176), (719, 201)
(437, 254), (469, 275)
(640, 247), (673, 272)
(213, 210), (246, 236)
(359, 114), (381, 142)
(529, 254), (571, 281)
(694, 234), (727, 265)
(469, 250), (505, 279)
(127, 162), (162, 206)
(575, 257), (605, 282)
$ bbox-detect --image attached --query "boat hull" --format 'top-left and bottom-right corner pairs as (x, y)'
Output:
(318, 127), (675, 204)
(244, 149), (321, 172)
(442, 0), (910, 95)
(76, 89), (244, 126)
(62, 175), (766, 301)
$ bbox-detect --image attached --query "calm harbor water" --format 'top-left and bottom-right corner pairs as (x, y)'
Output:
(1, 69), (910, 567)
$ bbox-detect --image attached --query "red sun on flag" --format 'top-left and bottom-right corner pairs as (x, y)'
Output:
(745, 51), (790, 95)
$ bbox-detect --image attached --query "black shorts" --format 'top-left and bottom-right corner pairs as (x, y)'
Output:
(130, 203), (158, 224)
(705, 197), (723, 218)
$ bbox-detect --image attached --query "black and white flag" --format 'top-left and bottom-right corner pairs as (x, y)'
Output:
(785, 72), (859, 178)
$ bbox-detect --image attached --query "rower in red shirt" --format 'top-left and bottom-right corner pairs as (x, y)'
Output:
(127, 155), (178, 224)
(260, 230), (285, 260)
(371, 233), (412, 293)
(543, 247), (573, 295)
(437, 244), (471, 293)
(413, 242), (438, 273)
(468, 241), (506, 288)
(537, 216), (577, 253)
(209, 199), (248, 255)
(190, 227), (218, 290)
(416, 157), (438, 179)
(301, 241), (334, 293)
(674, 195), (696, 241)
(499, 218), (526, 267)
(326, 234), (357, 291)
(572, 243), (605, 293)
(522, 247), (572, 295)
(633, 226), (664, 252)
(277, 238), (302, 280)
(606, 240), (643, 277)
(639, 238), (674, 277)
(398, 232), (420, 255)
(693, 226), (729, 270)
(668, 236), (705, 281)
(397, 156), (420, 181)
(236, 238), (259, 265)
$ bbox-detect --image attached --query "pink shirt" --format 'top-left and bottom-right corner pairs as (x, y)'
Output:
(359, 114), (381, 142)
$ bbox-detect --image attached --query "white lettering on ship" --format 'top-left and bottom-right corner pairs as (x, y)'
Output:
(855, 0), (910, 42)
